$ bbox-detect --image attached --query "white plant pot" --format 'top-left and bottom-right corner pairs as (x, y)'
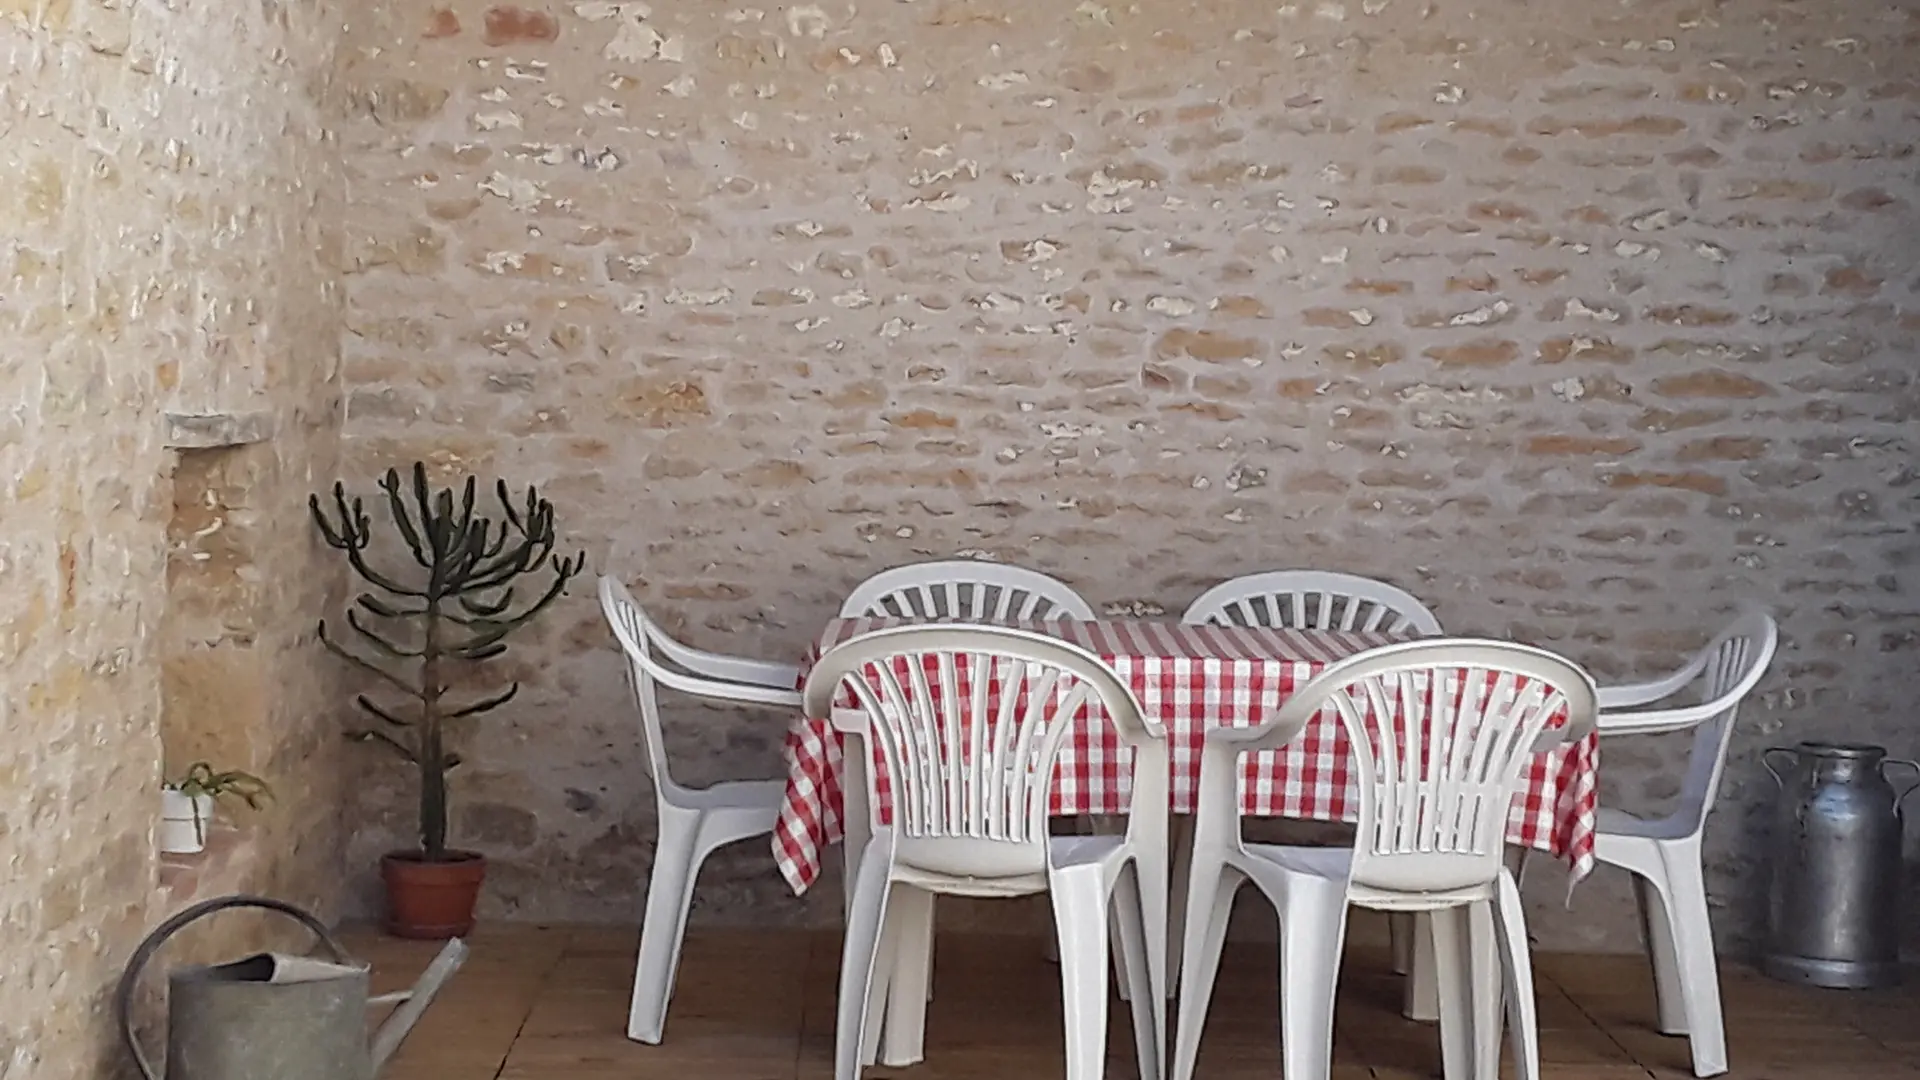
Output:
(160, 790), (215, 854)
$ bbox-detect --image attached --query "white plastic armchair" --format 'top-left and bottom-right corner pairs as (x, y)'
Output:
(842, 560), (1096, 621)
(599, 576), (802, 1045)
(806, 624), (1168, 1080)
(1172, 639), (1598, 1080)
(839, 561), (1096, 1003)
(1182, 569), (1443, 635)
(1181, 570), (1443, 993)
(1586, 605), (1778, 1078)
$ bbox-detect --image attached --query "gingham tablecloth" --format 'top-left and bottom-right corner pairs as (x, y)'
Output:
(772, 617), (1599, 894)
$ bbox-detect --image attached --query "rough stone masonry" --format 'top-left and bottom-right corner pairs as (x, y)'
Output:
(334, 0), (1920, 952)
(6, 5), (1920, 1075)
(1, 0), (351, 1076)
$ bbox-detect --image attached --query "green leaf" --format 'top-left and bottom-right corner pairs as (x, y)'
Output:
(446, 682), (518, 719)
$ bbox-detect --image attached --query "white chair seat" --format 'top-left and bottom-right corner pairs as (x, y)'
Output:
(1251, 842), (1361, 881)
(1595, 805), (1695, 843)
(676, 778), (787, 814)
(887, 834), (1135, 901)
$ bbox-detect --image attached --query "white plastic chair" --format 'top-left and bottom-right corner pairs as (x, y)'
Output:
(840, 562), (1099, 1003)
(806, 624), (1168, 1080)
(1587, 605), (1778, 1078)
(1182, 569), (1444, 636)
(599, 576), (804, 1045)
(842, 560), (1097, 622)
(1172, 639), (1599, 1080)
(1182, 569), (1444, 993)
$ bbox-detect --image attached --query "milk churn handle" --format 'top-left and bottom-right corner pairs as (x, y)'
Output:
(114, 894), (352, 1080)
(1883, 758), (1920, 809)
(1762, 746), (1798, 787)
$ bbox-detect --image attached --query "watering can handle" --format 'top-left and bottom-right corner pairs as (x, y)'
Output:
(114, 894), (352, 1080)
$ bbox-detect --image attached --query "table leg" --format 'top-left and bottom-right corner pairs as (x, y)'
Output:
(1166, 812), (1194, 999)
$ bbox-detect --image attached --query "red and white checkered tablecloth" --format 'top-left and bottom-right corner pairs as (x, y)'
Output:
(772, 617), (1600, 894)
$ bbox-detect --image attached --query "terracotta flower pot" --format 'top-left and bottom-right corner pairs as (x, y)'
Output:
(381, 851), (487, 939)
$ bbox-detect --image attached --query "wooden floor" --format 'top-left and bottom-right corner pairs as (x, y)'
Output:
(348, 922), (1920, 1080)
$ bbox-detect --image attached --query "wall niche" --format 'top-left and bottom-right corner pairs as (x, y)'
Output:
(159, 413), (278, 778)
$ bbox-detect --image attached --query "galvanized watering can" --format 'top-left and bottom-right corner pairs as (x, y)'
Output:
(115, 895), (469, 1080)
(1762, 742), (1920, 989)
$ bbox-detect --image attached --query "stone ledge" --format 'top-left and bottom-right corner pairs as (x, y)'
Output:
(162, 410), (276, 450)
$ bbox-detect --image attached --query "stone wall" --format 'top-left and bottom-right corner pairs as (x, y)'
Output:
(0, 0), (350, 1075)
(336, 0), (1920, 951)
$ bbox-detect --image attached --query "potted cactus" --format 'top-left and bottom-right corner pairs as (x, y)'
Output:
(312, 463), (584, 939)
(160, 763), (272, 855)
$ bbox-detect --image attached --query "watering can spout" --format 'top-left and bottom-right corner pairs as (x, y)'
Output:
(369, 937), (470, 1071)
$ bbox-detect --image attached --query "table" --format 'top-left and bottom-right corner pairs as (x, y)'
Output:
(775, 616), (1600, 895)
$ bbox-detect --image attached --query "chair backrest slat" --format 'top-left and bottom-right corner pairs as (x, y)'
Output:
(1184, 570), (1442, 637)
(842, 561), (1095, 623)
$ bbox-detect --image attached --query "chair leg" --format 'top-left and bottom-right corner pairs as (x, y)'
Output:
(1404, 913), (1440, 1022)
(1468, 900), (1503, 1080)
(626, 812), (702, 1044)
(1053, 878), (1114, 1080)
(1114, 863), (1164, 1080)
(919, 896), (937, 1003)
(1429, 905), (1475, 1080)
(1091, 814), (1136, 1001)
(1171, 863), (1242, 1080)
(878, 885), (933, 1068)
(1492, 871), (1542, 1080)
(1633, 873), (1688, 1035)
(835, 854), (894, 1080)
(1660, 853), (1729, 1077)
(1276, 885), (1348, 1080)
(1390, 912), (1414, 975)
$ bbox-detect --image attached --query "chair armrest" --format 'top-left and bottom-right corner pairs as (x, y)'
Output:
(638, 648), (804, 709)
(1189, 735), (1251, 857)
(1595, 701), (1723, 737)
(1595, 655), (1710, 710)
(647, 627), (803, 690)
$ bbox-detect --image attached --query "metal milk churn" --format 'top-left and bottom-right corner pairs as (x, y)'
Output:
(1762, 742), (1920, 988)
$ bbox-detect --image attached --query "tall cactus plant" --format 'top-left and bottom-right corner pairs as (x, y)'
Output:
(311, 464), (585, 862)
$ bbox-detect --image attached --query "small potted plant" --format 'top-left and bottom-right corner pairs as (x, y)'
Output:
(311, 463), (583, 939)
(159, 762), (272, 855)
